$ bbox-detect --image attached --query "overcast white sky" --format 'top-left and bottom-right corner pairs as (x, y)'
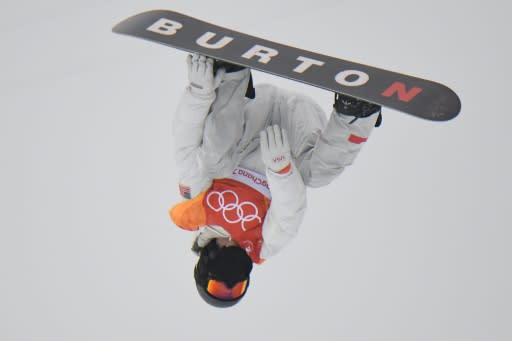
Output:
(1, 1), (511, 340)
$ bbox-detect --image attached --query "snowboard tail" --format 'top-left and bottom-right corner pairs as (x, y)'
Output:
(113, 10), (461, 121)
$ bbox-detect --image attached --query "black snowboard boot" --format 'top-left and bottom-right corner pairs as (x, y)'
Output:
(213, 60), (246, 74)
(214, 59), (255, 99)
(333, 93), (382, 127)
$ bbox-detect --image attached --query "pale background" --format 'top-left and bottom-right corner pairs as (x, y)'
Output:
(1, 0), (510, 340)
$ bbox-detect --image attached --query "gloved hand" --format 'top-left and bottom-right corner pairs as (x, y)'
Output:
(187, 54), (225, 97)
(260, 125), (292, 174)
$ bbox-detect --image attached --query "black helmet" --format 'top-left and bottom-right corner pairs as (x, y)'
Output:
(194, 239), (253, 308)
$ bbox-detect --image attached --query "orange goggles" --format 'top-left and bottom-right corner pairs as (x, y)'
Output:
(206, 278), (248, 300)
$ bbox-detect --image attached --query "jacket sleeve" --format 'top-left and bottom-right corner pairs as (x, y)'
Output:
(173, 71), (252, 199)
(172, 87), (216, 198)
(260, 162), (307, 259)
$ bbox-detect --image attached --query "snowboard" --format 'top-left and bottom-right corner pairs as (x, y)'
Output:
(112, 10), (461, 121)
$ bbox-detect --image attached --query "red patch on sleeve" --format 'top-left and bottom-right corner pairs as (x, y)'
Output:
(348, 134), (368, 144)
(277, 163), (292, 174)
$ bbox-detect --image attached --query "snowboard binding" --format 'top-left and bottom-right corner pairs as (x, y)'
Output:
(334, 93), (382, 127)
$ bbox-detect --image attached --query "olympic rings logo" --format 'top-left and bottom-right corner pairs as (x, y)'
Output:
(206, 190), (261, 231)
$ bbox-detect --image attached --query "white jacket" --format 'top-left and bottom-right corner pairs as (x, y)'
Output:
(172, 70), (378, 259)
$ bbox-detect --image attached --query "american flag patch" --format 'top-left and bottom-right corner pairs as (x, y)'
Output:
(348, 134), (368, 144)
(179, 184), (191, 199)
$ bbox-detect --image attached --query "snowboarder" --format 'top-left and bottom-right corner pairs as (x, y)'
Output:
(169, 54), (381, 307)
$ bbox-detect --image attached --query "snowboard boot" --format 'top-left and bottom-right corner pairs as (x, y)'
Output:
(214, 59), (255, 99)
(333, 93), (382, 127)
(213, 60), (246, 74)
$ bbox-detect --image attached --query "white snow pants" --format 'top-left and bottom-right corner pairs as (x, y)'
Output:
(191, 69), (377, 188)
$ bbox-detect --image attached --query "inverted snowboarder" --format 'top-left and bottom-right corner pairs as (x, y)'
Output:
(169, 54), (381, 307)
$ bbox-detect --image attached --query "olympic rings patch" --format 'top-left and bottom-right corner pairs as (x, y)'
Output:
(206, 190), (262, 231)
